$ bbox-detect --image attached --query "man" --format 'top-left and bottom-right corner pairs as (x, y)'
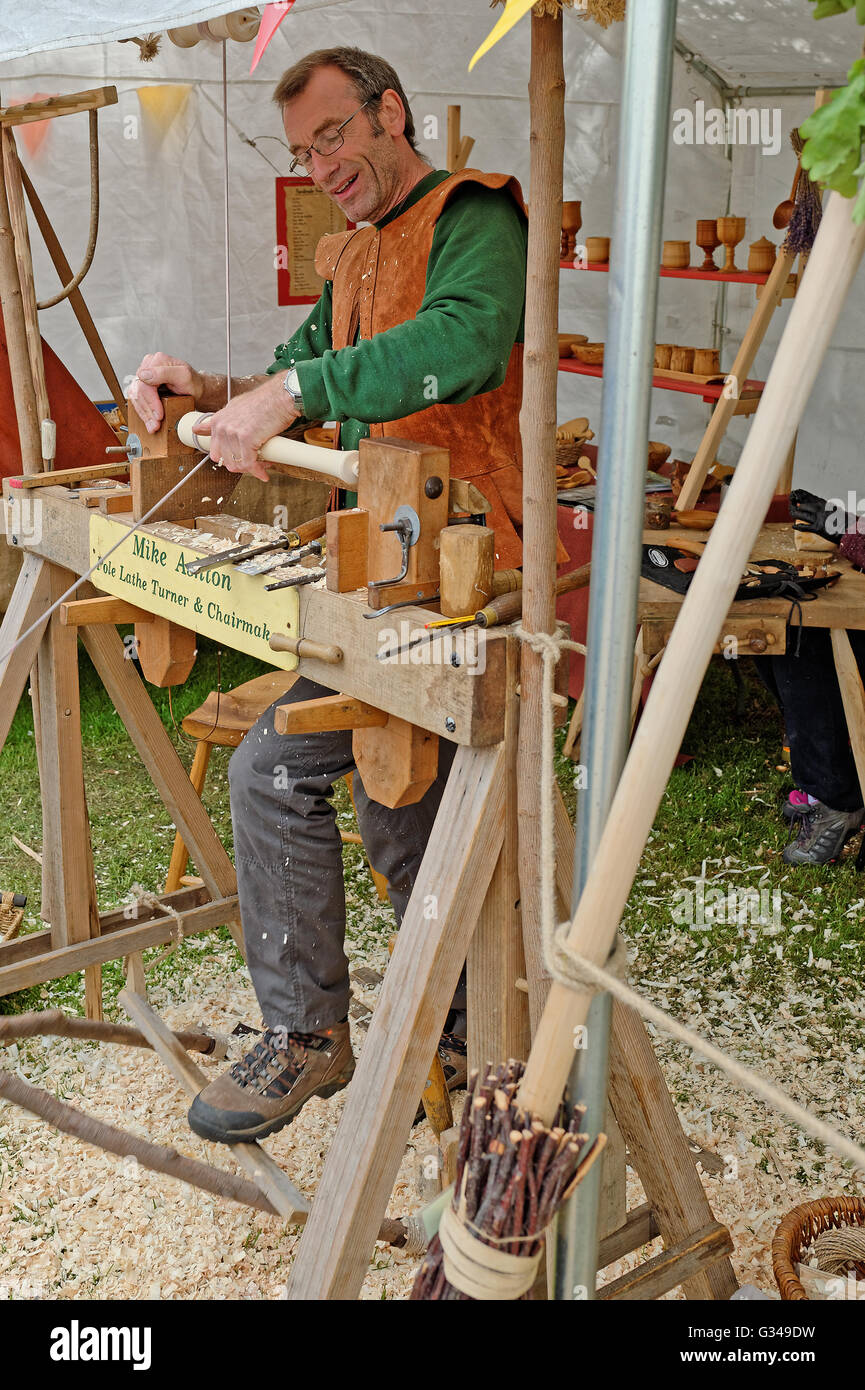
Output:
(129, 48), (529, 1143)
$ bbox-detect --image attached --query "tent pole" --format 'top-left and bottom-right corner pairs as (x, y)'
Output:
(552, 0), (679, 1300)
(517, 10), (565, 1037)
(0, 133), (42, 471)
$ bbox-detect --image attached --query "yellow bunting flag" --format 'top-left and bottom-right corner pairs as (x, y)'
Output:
(469, 0), (536, 70)
(136, 84), (191, 134)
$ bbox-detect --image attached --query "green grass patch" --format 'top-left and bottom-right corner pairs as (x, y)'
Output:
(1, 646), (862, 1039)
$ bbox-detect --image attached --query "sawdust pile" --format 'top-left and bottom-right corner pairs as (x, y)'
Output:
(1, 914), (863, 1300)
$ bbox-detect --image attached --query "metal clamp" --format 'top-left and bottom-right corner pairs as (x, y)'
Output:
(367, 505), (421, 595)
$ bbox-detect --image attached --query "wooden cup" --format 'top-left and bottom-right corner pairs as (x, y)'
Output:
(670, 346), (695, 373)
(693, 348), (721, 375)
(585, 236), (610, 264)
(654, 344), (674, 369)
(662, 240), (690, 269)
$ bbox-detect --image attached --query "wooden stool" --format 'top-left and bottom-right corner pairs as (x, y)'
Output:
(164, 671), (390, 898)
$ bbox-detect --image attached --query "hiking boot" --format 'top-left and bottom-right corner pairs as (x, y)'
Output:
(782, 801), (864, 865)
(187, 1021), (355, 1144)
(782, 789), (812, 821)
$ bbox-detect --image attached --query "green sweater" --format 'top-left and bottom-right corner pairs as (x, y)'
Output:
(266, 169), (527, 451)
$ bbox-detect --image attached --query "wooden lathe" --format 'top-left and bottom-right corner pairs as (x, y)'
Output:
(0, 393), (545, 1052)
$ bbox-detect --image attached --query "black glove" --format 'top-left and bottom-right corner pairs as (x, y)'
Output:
(789, 488), (850, 541)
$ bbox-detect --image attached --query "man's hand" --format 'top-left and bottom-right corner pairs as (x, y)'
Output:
(191, 375), (300, 483)
(129, 353), (204, 434)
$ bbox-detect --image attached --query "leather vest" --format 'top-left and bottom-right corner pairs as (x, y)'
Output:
(314, 169), (527, 567)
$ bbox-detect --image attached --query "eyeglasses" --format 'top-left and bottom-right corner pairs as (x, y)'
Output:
(288, 98), (376, 175)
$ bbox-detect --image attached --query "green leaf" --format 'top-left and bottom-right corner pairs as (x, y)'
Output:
(812, 0), (852, 17)
(800, 61), (865, 194)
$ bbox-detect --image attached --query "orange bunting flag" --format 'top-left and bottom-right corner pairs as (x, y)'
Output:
(9, 93), (54, 159)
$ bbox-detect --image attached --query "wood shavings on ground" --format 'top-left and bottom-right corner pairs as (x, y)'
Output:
(2, 852), (863, 1299)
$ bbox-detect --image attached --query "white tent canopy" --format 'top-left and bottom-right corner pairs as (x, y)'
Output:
(1, 0), (862, 494)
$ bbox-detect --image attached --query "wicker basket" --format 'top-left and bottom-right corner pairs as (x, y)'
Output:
(556, 438), (586, 470)
(772, 1196), (865, 1299)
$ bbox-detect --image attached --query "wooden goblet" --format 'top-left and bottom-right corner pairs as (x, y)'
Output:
(561, 201), (582, 260)
(696, 219), (721, 272)
(717, 216), (746, 273)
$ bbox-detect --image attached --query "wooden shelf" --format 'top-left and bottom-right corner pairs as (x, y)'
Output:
(558, 357), (764, 414)
(560, 260), (770, 285)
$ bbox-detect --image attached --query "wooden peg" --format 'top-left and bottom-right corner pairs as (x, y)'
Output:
(61, 596), (154, 627)
(274, 693), (388, 736)
(325, 508), (369, 592)
(134, 616), (197, 687)
(352, 719), (438, 809)
(269, 634), (343, 664)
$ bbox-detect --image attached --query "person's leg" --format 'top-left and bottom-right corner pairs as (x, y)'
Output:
(769, 628), (862, 812)
(228, 676), (357, 1032)
(351, 737), (458, 926)
(188, 676), (361, 1143)
(352, 738), (467, 1083)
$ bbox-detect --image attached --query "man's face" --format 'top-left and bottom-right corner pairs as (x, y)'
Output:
(282, 66), (402, 224)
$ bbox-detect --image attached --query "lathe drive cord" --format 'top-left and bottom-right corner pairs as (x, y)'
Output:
(0, 453), (213, 669)
(0, 44), (238, 672)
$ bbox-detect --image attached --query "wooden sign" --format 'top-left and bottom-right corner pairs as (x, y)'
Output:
(275, 177), (352, 305)
(89, 515), (299, 669)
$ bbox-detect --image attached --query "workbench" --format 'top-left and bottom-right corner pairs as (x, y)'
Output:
(636, 522), (865, 803)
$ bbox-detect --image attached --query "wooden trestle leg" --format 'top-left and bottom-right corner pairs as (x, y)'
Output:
(36, 566), (102, 1017)
(467, 636), (530, 1074)
(286, 740), (508, 1300)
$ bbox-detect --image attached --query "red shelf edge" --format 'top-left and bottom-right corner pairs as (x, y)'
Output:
(558, 357), (765, 401)
(559, 260), (770, 285)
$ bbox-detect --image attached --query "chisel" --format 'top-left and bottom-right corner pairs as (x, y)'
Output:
(378, 562), (591, 659)
(183, 517), (326, 574)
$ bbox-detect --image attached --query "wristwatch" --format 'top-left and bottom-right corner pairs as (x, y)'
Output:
(283, 367), (303, 414)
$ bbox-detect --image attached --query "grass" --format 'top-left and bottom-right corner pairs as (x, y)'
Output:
(1, 641), (863, 1044)
(558, 655), (865, 1044)
(1, 635), (305, 1016)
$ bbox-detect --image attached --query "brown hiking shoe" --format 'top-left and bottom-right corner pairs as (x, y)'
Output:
(187, 1022), (355, 1145)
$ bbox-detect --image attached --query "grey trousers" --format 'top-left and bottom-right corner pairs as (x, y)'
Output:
(228, 676), (456, 1032)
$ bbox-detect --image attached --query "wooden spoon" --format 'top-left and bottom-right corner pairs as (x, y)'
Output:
(773, 165), (802, 230)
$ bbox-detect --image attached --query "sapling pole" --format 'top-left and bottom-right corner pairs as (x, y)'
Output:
(517, 9), (565, 1033)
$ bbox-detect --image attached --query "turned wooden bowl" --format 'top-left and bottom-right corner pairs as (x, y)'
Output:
(572, 342), (605, 366)
(558, 332), (589, 357)
(304, 426), (335, 447)
(647, 440), (672, 468)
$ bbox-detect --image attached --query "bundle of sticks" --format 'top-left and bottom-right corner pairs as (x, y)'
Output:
(411, 1060), (605, 1300)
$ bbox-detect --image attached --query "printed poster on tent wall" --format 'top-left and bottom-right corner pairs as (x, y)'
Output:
(275, 177), (354, 306)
